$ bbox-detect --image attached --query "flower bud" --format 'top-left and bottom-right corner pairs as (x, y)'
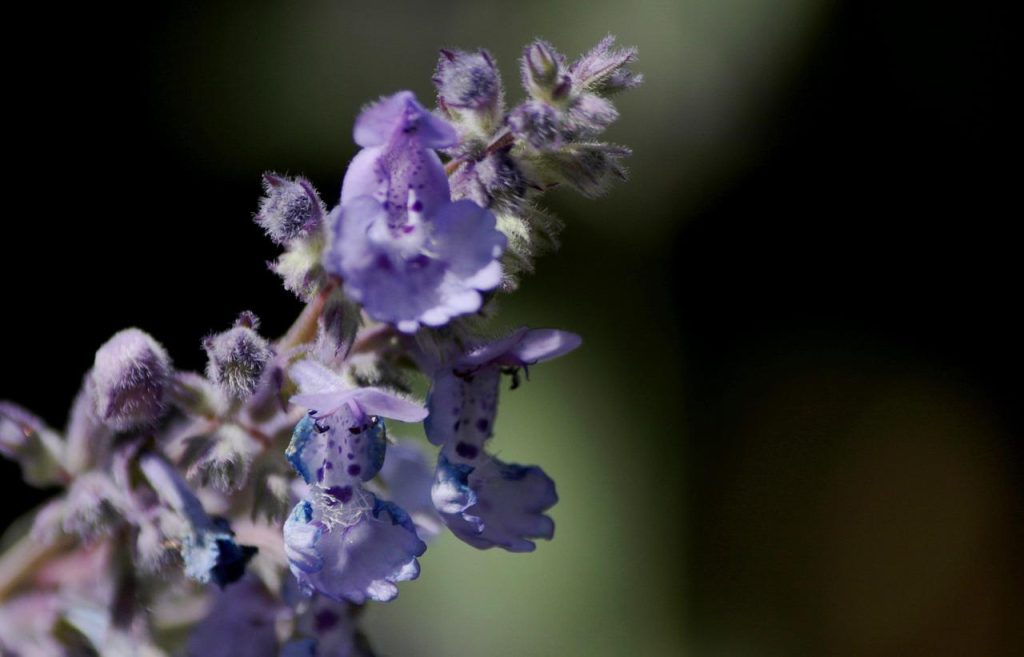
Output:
(566, 93), (619, 139)
(536, 143), (631, 198)
(315, 289), (361, 365)
(509, 100), (563, 150)
(204, 313), (274, 400)
(90, 328), (172, 431)
(434, 48), (503, 116)
(255, 173), (325, 245)
(521, 40), (570, 103)
(185, 424), (257, 492)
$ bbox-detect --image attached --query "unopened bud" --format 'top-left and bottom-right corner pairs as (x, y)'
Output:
(508, 100), (563, 150)
(521, 40), (570, 103)
(90, 328), (172, 430)
(255, 173), (325, 245)
(185, 424), (257, 492)
(204, 313), (274, 400)
(434, 49), (502, 113)
(315, 289), (361, 364)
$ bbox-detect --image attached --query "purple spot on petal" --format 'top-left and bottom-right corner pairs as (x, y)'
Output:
(476, 418), (489, 433)
(314, 610), (339, 631)
(411, 200), (423, 212)
(347, 464), (362, 476)
(455, 442), (479, 459)
(326, 485), (353, 503)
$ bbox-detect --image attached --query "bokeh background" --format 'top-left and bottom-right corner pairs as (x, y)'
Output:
(2, 1), (1016, 655)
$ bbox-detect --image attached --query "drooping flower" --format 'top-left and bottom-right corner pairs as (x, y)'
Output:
(424, 328), (581, 450)
(324, 91), (507, 333)
(432, 453), (557, 552)
(424, 328), (579, 551)
(283, 359), (429, 603)
(284, 491), (425, 604)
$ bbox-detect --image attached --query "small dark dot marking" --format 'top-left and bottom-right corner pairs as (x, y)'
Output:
(326, 485), (353, 503)
(476, 419), (489, 433)
(347, 464), (362, 476)
(314, 610), (339, 631)
(455, 442), (479, 459)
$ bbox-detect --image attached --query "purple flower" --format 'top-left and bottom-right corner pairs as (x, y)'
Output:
(423, 328), (579, 550)
(284, 359), (429, 602)
(324, 91), (507, 333)
(284, 492), (426, 604)
(424, 328), (581, 449)
(287, 359), (427, 487)
(432, 453), (556, 552)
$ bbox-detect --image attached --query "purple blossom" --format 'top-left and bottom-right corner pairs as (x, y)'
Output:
(432, 453), (556, 552)
(284, 492), (425, 604)
(424, 328), (581, 448)
(423, 328), (579, 550)
(285, 359), (429, 602)
(324, 91), (506, 333)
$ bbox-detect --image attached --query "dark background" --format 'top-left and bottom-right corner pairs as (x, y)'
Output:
(2, 1), (1016, 655)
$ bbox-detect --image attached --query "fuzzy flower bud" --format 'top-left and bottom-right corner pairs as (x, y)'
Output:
(508, 100), (563, 150)
(90, 328), (172, 431)
(204, 312), (274, 400)
(434, 48), (503, 134)
(435, 49), (501, 110)
(521, 40), (570, 103)
(255, 173), (325, 245)
(184, 424), (258, 492)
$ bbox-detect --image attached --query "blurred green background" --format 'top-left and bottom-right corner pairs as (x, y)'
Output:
(2, 1), (1016, 655)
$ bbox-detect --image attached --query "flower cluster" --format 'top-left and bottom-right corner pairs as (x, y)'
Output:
(0, 36), (639, 656)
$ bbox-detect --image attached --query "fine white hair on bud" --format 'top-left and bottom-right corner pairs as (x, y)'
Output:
(185, 424), (258, 492)
(434, 48), (503, 113)
(255, 173), (325, 245)
(90, 328), (172, 431)
(204, 313), (274, 400)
